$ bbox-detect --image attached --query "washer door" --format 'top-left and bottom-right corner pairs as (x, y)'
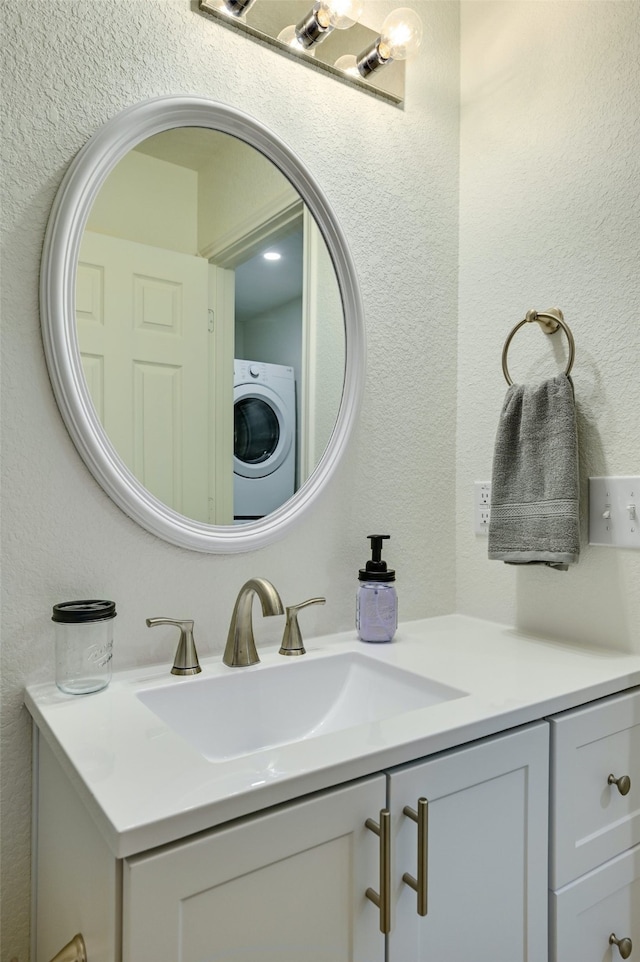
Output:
(233, 384), (293, 479)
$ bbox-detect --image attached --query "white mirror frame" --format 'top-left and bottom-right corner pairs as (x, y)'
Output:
(40, 96), (365, 553)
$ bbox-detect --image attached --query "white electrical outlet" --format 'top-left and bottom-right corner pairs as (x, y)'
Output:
(474, 482), (492, 535)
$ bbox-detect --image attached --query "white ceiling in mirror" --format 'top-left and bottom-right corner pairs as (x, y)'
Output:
(40, 96), (365, 553)
(134, 126), (230, 170)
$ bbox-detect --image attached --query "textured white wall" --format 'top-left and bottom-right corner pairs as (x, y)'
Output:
(0, 1), (460, 955)
(457, 2), (640, 647)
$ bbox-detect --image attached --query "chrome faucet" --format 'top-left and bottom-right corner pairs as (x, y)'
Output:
(223, 578), (284, 667)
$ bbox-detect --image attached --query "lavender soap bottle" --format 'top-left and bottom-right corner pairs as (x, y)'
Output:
(356, 535), (397, 643)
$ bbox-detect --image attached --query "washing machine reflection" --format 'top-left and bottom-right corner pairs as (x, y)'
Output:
(233, 360), (297, 523)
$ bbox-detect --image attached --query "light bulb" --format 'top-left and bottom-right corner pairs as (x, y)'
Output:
(379, 7), (423, 61)
(295, 0), (362, 49)
(320, 0), (364, 30)
(356, 7), (423, 77)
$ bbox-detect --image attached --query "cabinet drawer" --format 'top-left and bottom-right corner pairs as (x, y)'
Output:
(551, 842), (640, 962)
(550, 687), (640, 888)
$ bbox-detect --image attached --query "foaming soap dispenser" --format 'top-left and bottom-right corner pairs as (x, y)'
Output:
(356, 535), (397, 643)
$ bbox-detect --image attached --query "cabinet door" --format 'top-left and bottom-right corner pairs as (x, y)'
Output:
(388, 723), (549, 962)
(123, 776), (386, 962)
(551, 842), (640, 962)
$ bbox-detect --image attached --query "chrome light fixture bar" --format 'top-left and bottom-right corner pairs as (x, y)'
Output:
(197, 0), (415, 105)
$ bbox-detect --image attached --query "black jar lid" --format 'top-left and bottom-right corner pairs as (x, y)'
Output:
(52, 600), (116, 623)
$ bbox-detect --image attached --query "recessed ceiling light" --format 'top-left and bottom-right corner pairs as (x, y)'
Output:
(263, 251), (282, 261)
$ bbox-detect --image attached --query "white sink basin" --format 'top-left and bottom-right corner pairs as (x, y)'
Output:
(137, 651), (466, 762)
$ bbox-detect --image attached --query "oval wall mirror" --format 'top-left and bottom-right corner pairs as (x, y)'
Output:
(40, 96), (365, 553)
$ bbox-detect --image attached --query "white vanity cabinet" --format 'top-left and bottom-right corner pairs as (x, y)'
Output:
(549, 687), (640, 962)
(34, 723), (549, 962)
(30, 619), (640, 962)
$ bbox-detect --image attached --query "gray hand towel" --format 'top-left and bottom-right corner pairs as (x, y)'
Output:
(488, 374), (580, 570)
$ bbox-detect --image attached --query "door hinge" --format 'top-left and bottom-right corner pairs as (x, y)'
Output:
(208, 309), (215, 333)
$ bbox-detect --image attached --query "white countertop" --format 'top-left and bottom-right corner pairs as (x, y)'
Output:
(25, 614), (640, 859)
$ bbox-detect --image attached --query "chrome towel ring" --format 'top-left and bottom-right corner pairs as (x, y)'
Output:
(501, 308), (575, 386)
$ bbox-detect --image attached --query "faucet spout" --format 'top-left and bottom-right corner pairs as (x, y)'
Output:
(223, 578), (284, 667)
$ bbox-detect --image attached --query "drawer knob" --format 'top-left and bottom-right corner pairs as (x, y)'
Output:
(609, 933), (633, 959)
(608, 773), (631, 796)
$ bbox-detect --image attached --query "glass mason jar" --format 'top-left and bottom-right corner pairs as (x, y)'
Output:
(53, 600), (116, 694)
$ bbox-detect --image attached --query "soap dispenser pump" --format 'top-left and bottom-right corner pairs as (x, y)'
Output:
(356, 534), (397, 643)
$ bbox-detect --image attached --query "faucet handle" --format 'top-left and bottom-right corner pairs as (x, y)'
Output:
(279, 598), (326, 656)
(145, 617), (202, 676)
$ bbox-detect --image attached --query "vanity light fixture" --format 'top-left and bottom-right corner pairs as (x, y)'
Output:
(348, 6), (423, 77)
(280, 0), (363, 52)
(198, 0), (414, 105)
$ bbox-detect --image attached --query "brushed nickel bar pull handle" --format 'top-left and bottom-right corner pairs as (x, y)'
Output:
(402, 797), (428, 916)
(610, 933), (633, 959)
(365, 809), (391, 934)
(608, 773), (631, 796)
(48, 933), (87, 962)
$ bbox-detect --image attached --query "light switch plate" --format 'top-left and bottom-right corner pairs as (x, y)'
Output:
(588, 476), (640, 548)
